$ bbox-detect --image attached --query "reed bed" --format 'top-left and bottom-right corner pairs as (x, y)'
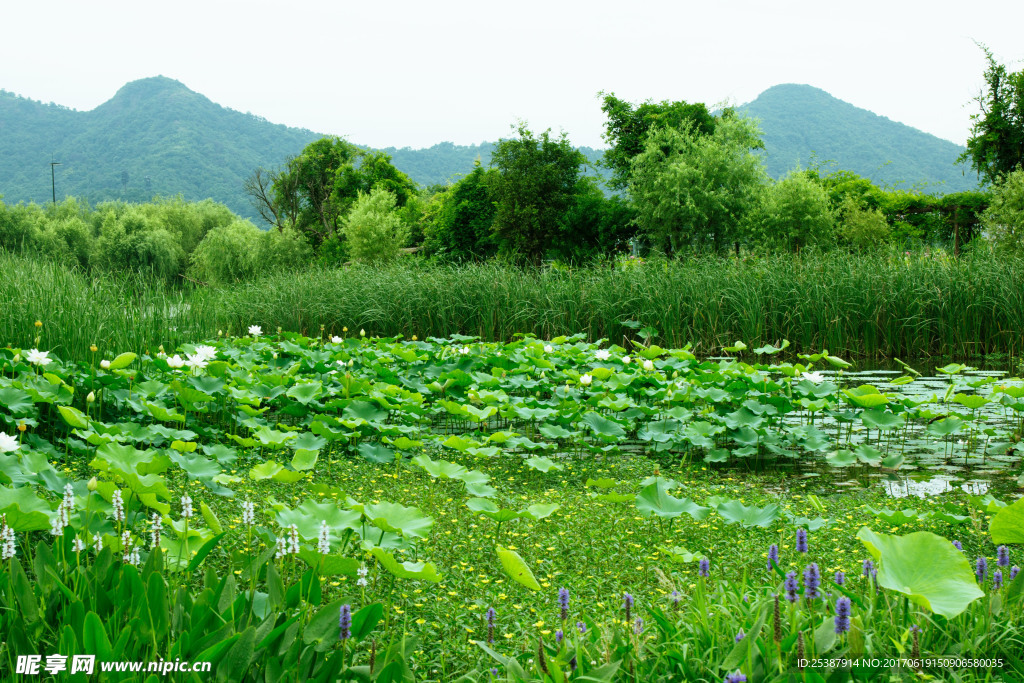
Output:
(4, 250), (1023, 361)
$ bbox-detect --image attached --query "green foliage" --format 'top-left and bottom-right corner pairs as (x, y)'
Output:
(960, 45), (1024, 185)
(836, 197), (891, 251)
(553, 178), (637, 262)
(342, 188), (409, 264)
(754, 171), (834, 252)
(190, 220), (263, 284)
(258, 227), (314, 273)
(600, 92), (717, 190)
(981, 169), (1024, 253)
(489, 124), (586, 264)
(254, 137), (417, 253)
(421, 162), (499, 261)
(630, 115), (768, 254)
(93, 205), (185, 282)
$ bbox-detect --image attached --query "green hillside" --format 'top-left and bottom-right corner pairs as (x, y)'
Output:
(0, 78), (981, 218)
(0, 77), (321, 217)
(740, 83), (978, 193)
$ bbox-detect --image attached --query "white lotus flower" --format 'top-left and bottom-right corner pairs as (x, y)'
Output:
(26, 348), (50, 366)
(580, 373), (593, 386)
(100, 359), (111, 369)
(185, 354), (208, 371)
(194, 345), (217, 361)
(622, 355), (631, 364)
(543, 344), (553, 353)
(331, 336), (343, 343)
(801, 371), (826, 384)
(0, 432), (19, 454)
(459, 346), (470, 355)
(643, 359), (655, 371)
(249, 325), (262, 336)
(594, 349), (611, 361)
(166, 354), (186, 369)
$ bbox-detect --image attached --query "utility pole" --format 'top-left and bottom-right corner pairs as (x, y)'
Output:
(50, 159), (61, 205)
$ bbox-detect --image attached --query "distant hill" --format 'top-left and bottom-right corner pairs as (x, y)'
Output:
(0, 79), (980, 220)
(0, 77), (321, 217)
(739, 84), (978, 193)
(380, 141), (609, 188)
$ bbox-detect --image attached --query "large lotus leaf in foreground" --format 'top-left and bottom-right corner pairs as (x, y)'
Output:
(989, 496), (1024, 544)
(856, 527), (984, 619)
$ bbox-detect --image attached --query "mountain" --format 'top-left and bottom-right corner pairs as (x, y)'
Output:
(0, 77), (321, 217)
(0, 79), (980, 220)
(739, 84), (978, 193)
(380, 141), (609, 188)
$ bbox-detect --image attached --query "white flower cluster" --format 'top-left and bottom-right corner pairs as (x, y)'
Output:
(72, 537), (87, 552)
(275, 524), (302, 559)
(181, 495), (193, 519)
(594, 349), (611, 361)
(51, 483), (75, 536)
(357, 565), (369, 587)
(121, 530), (140, 565)
(1, 515), (16, 560)
(318, 520), (330, 555)
(150, 512), (163, 549)
(111, 489), (125, 523)
(241, 500), (255, 527)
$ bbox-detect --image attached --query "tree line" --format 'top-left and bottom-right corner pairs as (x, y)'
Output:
(2, 48), (1022, 281)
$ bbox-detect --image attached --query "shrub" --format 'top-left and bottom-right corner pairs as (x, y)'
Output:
(981, 168), (1024, 253)
(341, 188), (409, 264)
(837, 196), (890, 251)
(259, 226), (313, 272)
(190, 220), (263, 284)
(755, 171), (834, 252)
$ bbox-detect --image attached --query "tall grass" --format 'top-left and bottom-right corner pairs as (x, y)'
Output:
(0, 252), (219, 361)
(5, 249), (1024, 362)
(213, 251), (1024, 360)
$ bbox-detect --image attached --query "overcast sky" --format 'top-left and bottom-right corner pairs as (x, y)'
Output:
(2, 0), (1021, 150)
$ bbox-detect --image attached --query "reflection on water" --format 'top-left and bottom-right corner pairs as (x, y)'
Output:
(878, 475), (991, 499)
(786, 363), (1023, 499)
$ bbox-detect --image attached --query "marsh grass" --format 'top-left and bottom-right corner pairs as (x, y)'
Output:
(213, 251), (1024, 360)
(5, 249), (1024, 362)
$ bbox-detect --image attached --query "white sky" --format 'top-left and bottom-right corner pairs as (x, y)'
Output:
(1, 0), (1021, 150)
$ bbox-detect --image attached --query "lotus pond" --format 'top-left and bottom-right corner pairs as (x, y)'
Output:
(1, 331), (1023, 682)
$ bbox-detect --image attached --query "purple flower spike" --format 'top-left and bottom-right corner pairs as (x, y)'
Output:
(834, 570), (845, 586)
(767, 543), (779, 570)
(803, 563), (821, 600)
(623, 593), (634, 621)
(993, 570), (1003, 590)
(997, 545), (1010, 567)
(976, 556), (988, 584)
(834, 596), (851, 635)
(735, 629), (745, 642)
(486, 607), (496, 643)
(784, 571), (799, 603)
(576, 621), (587, 635)
(555, 629), (564, 644)
(558, 587), (570, 621)
(339, 604), (352, 640)
(699, 557), (710, 577)
(633, 617), (644, 635)
(796, 528), (808, 553)
(862, 559), (875, 578)
(952, 540), (963, 552)
(1011, 566), (1020, 580)
(725, 672), (747, 683)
